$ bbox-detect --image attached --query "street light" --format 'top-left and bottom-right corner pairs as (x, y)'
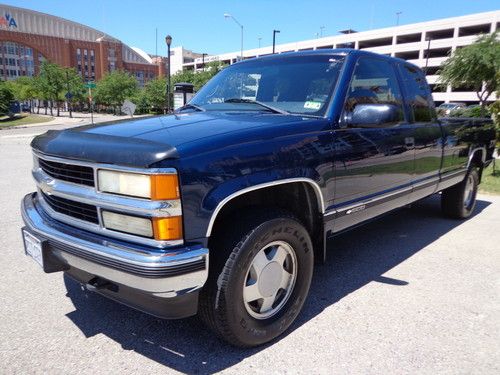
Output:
(272, 29), (280, 54)
(319, 26), (325, 37)
(224, 13), (243, 60)
(396, 11), (402, 26)
(258, 37), (262, 48)
(165, 34), (172, 114)
(202, 53), (207, 71)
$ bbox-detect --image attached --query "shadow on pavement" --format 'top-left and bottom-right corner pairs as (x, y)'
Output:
(64, 195), (491, 373)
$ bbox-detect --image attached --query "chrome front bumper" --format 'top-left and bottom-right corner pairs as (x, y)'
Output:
(21, 193), (209, 317)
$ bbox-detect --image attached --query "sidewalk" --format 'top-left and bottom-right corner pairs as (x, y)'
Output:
(13, 111), (153, 128)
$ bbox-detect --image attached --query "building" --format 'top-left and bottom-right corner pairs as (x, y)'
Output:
(185, 11), (499, 105)
(0, 4), (162, 86)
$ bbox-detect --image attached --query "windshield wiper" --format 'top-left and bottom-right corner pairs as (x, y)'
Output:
(224, 98), (289, 115)
(175, 103), (206, 112)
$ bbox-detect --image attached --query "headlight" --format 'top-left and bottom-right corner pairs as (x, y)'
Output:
(102, 211), (183, 240)
(102, 211), (153, 238)
(97, 170), (179, 200)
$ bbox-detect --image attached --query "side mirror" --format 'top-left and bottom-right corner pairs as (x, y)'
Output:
(345, 103), (401, 127)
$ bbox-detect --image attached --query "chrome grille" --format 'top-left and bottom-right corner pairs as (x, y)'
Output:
(38, 158), (95, 187)
(41, 192), (99, 224)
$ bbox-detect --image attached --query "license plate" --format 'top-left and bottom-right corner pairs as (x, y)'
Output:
(23, 230), (44, 268)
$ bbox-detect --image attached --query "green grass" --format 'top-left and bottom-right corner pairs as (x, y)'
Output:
(0, 114), (53, 128)
(479, 163), (500, 195)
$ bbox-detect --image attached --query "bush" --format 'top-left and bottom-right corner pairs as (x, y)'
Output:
(0, 82), (14, 116)
(448, 106), (491, 118)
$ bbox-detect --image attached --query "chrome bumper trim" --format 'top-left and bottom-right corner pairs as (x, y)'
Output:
(21, 193), (209, 296)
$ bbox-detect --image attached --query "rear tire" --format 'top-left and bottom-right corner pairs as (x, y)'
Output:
(199, 209), (314, 347)
(441, 168), (479, 219)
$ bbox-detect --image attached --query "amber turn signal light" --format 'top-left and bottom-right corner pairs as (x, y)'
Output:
(150, 174), (180, 200)
(152, 216), (183, 241)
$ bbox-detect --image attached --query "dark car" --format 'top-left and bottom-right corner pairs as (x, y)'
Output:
(21, 50), (496, 347)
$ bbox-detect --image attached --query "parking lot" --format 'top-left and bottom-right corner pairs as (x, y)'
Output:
(1, 122), (499, 374)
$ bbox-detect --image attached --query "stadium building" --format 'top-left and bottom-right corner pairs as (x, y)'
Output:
(0, 4), (166, 86)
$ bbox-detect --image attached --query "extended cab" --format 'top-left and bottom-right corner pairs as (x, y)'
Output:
(21, 50), (496, 347)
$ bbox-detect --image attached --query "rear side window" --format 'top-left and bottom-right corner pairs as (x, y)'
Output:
(399, 64), (436, 122)
(344, 57), (404, 123)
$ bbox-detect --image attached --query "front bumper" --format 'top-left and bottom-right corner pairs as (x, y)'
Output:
(21, 192), (209, 319)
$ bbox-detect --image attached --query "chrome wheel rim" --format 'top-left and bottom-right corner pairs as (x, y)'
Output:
(463, 175), (475, 208)
(243, 240), (297, 320)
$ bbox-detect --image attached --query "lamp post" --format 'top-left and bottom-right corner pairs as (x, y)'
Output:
(224, 13), (243, 60)
(165, 34), (172, 114)
(396, 11), (402, 26)
(272, 29), (280, 54)
(202, 53), (207, 71)
(258, 37), (262, 48)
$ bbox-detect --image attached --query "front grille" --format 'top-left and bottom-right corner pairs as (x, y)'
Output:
(38, 158), (95, 187)
(42, 192), (99, 224)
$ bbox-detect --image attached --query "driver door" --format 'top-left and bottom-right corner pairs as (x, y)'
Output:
(330, 56), (415, 233)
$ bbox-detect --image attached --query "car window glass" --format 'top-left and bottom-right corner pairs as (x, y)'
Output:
(344, 57), (404, 124)
(399, 64), (435, 122)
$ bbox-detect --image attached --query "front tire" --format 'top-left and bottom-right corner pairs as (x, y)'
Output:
(441, 168), (479, 219)
(199, 209), (314, 347)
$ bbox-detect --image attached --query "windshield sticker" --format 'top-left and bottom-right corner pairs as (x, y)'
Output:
(304, 101), (322, 110)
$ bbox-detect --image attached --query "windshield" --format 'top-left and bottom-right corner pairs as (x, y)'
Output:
(190, 55), (345, 116)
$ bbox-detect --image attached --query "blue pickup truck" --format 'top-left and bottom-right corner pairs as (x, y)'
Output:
(21, 50), (496, 347)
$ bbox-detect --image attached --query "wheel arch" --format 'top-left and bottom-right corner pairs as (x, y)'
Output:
(205, 178), (325, 238)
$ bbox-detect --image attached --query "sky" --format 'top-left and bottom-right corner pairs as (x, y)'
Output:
(2, 0), (499, 55)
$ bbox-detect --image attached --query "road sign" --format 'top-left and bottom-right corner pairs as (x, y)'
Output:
(85, 82), (96, 89)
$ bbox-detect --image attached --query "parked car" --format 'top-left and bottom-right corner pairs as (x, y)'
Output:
(437, 102), (466, 116)
(21, 50), (496, 347)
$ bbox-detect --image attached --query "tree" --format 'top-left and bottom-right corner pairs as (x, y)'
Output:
(438, 32), (500, 115)
(37, 61), (67, 116)
(61, 67), (85, 117)
(0, 81), (14, 116)
(94, 70), (138, 114)
(7, 77), (39, 113)
(143, 77), (167, 113)
(171, 61), (226, 91)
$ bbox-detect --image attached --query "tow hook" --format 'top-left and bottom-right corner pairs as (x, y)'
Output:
(85, 277), (118, 293)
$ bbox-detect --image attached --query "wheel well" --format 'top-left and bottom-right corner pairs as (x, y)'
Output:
(209, 182), (323, 249)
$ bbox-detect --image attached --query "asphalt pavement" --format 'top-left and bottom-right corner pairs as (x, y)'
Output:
(0, 122), (499, 374)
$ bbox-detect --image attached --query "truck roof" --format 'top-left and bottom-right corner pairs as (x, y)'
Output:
(234, 48), (420, 71)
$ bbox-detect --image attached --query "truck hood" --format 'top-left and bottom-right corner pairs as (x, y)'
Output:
(31, 112), (319, 167)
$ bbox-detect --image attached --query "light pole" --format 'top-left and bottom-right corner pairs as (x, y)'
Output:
(272, 29), (280, 54)
(65, 70), (72, 118)
(165, 34), (172, 114)
(202, 53), (207, 71)
(258, 37), (262, 48)
(396, 11), (402, 26)
(224, 13), (243, 60)
(319, 26), (325, 37)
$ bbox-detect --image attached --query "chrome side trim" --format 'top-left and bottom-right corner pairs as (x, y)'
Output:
(22, 193), (208, 295)
(205, 178), (325, 237)
(324, 184), (413, 217)
(467, 147), (486, 169)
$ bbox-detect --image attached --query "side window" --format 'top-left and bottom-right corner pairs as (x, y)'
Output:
(344, 57), (404, 125)
(399, 64), (436, 122)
